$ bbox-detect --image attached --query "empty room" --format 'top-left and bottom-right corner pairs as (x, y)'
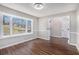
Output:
(0, 3), (79, 55)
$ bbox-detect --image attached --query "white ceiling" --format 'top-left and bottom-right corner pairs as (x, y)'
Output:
(0, 3), (78, 17)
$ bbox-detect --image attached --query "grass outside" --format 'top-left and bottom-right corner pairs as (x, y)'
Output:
(3, 25), (10, 35)
(13, 26), (25, 34)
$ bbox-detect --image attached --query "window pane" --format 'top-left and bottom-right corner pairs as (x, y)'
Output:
(12, 17), (26, 34)
(27, 20), (32, 33)
(3, 15), (10, 35)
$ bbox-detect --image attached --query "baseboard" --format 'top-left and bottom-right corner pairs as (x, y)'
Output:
(0, 38), (36, 49)
(68, 40), (76, 45)
(37, 37), (49, 40)
(76, 44), (79, 52)
(70, 44), (79, 52)
(50, 36), (61, 38)
(50, 36), (68, 39)
(68, 40), (79, 52)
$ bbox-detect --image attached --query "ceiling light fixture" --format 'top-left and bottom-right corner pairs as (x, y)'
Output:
(32, 3), (45, 10)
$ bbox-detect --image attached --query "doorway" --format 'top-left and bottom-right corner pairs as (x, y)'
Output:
(50, 16), (70, 42)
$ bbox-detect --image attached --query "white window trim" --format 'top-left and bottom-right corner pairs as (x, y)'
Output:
(0, 12), (33, 39)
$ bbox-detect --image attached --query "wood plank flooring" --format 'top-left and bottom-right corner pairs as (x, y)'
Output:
(0, 38), (79, 55)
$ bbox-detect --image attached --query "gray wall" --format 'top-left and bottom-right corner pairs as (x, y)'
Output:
(0, 5), (38, 48)
(38, 17), (50, 40)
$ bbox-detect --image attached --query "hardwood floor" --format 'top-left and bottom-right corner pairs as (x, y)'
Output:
(0, 38), (79, 55)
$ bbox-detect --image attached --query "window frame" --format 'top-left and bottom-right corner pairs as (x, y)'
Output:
(0, 12), (33, 39)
